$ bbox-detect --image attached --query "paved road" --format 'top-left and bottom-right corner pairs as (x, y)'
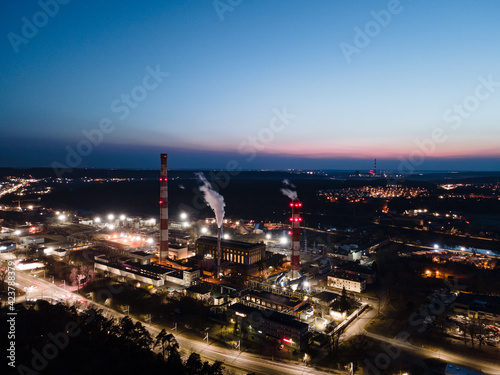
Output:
(13, 270), (340, 375)
(362, 329), (500, 375)
(16, 268), (498, 374)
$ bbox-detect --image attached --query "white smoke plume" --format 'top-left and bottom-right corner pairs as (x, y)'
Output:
(281, 179), (298, 200)
(282, 179), (295, 188)
(197, 172), (226, 228)
(281, 188), (298, 201)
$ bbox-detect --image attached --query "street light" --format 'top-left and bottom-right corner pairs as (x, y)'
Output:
(180, 212), (188, 221)
(119, 214), (126, 221)
(95, 217), (101, 223)
(58, 214), (66, 221)
(200, 227), (208, 234)
(107, 214), (115, 221)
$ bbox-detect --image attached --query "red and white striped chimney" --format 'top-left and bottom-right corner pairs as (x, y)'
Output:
(159, 154), (168, 263)
(289, 200), (302, 279)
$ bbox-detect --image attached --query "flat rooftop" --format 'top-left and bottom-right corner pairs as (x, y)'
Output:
(246, 290), (303, 309)
(228, 303), (308, 331)
(329, 271), (365, 282)
(197, 236), (264, 249)
(313, 291), (340, 303)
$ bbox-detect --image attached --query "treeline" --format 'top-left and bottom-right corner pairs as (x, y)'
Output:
(1, 301), (227, 375)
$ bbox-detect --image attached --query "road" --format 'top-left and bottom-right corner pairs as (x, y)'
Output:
(13, 269), (498, 374)
(11, 270), (340, 375)
(321, 289), (500, 375)
(362, 329), (500, 375)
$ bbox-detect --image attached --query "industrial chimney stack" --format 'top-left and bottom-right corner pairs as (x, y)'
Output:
(289, 200), (302, 279)
(217, 227), (222, 279)
(159, 154), (168, 263)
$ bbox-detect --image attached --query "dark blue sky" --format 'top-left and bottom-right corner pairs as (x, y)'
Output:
(1, 0), (500, 171)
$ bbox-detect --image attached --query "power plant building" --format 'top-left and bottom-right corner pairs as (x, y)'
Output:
(327, 271), (367, 293)
(196, 236), (265, 266)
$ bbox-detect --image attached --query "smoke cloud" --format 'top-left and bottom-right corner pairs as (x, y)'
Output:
(281, 188), (298, 201)
(281, 179), (298, 200)
(197, 172), (226, 228)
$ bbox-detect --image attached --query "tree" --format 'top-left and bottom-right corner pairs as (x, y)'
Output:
(339, 287), (350, 312)
(133, 321), (153, 349)
(208, 361), (225, 375)
(348, 334), (370, 371)
(327, 328), (344, 355)
(119, 315), (135, 341)
(185, 352), (203, 375)
(69, 267), (79, 290)
(471, 318), (489, 350)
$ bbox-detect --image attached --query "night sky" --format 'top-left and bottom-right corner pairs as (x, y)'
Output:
(1, 1), (500, 171)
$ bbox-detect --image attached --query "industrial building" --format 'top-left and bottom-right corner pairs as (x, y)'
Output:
(168, 243), (193, 260)
(336, 261), (376, 284)
(453, 293), (500, 323)
(94, 254), (200, 288)
(227, 303), (309, 349)
(327, 271), (367, 293)
(243, 290), (307, 317)
(196, 236), (266, 266)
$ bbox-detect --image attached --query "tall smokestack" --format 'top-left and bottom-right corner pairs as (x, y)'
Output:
(217, 227), (222, 279)
(160, 154), (168, 263)
(374, 158), (377, 176)
(289, 200), (302, 279)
